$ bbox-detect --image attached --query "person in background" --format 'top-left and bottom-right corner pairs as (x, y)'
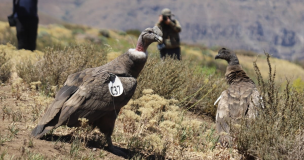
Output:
(156, 8), (182, 60)
(13, 0), (38, 51)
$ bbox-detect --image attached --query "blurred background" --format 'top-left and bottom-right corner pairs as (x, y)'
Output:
(1, 0), (303, 61)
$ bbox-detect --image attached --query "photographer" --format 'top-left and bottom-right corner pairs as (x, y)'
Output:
(156, 8), (182, 60)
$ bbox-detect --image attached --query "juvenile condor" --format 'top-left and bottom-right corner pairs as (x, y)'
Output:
(214, 48), (262, 145)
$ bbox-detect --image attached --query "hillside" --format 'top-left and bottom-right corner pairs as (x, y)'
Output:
(0, 21), (239, 159)
(0, 0), (303, 61)
(0, 21), (304, 159)
(1, 19), (304, 83)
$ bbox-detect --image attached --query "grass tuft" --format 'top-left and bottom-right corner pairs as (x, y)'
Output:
(0, 50), (12, 83)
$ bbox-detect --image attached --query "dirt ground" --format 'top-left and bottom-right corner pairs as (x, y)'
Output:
(0, 81), (129, 160)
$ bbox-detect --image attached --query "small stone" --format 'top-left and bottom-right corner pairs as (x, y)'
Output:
(92, 148), (97, 151)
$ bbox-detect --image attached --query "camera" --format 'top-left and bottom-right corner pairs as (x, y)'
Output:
(162, 15), (170, 22)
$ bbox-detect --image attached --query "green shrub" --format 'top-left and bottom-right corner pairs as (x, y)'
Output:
(17, 44), (107, 95)
(99, 29), (110, 38)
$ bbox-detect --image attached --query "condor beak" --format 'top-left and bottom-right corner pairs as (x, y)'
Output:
(152, 26), (163, 43)
(155, 35), (163, 43)
(215, 54), (220, 59)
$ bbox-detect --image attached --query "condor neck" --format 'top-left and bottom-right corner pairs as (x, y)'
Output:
(228, 55), (240, 65)
(225, 65), (254, 85)
(135, 44), (145, 52)
(135, 34), (150, 52)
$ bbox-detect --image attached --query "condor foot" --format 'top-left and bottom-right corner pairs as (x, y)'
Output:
(107, 145), (129, 159)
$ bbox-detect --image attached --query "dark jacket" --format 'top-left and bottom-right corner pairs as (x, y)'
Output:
(156, 19), (181, 49)
(13, 0), (38, 18)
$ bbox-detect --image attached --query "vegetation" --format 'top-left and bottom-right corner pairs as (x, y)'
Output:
(0, 50), (11, 83)
(0, 25), (17, 46)
(230, 53), (304, 159)
(115, 89), (237, 159)
(16, 44), (107, 96)
(134, 57), (226, 117)
(125, 29), (141, 37)
(0, 20), (304, 159)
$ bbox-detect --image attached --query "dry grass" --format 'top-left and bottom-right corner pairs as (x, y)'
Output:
(0, 22), (17, 46)
(113, 89), (242, 159)
(238, 53), (304, 82)
(0, 50), (11, 83)
(135, 57), (226, 118)
(0, 81), (102, 160)
(16, 44), (107, 96)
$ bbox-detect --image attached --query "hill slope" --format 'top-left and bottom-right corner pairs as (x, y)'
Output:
(1, 0), (301, 60)
(0, 20), (304, 159)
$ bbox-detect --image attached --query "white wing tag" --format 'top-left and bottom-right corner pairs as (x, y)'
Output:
(214, 95), (222, 105)
(108, 75), (124, 97)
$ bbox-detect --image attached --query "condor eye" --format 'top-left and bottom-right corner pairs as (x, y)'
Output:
(148, 31), (152, 33)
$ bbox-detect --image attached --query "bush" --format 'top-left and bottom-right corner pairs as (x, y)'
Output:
(63, 23), (89, 34)
(16, 44), (107, 95)
(0, 26), (17, 46)
(134, 57), (226, 118)
(99, 29), (110, 38)
(117, 90), (224, 159)
(36, 32), (63, 51)
(231, 53), (304, 159)
(0, 50), (12, 83)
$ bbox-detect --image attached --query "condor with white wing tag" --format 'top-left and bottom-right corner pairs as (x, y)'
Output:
(108, 75), (124, 97)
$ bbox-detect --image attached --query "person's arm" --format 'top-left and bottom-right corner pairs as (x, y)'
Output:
(168, 19), (181, 33)
(156, 22), (162, 31)
(156, 15), (163, 30)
